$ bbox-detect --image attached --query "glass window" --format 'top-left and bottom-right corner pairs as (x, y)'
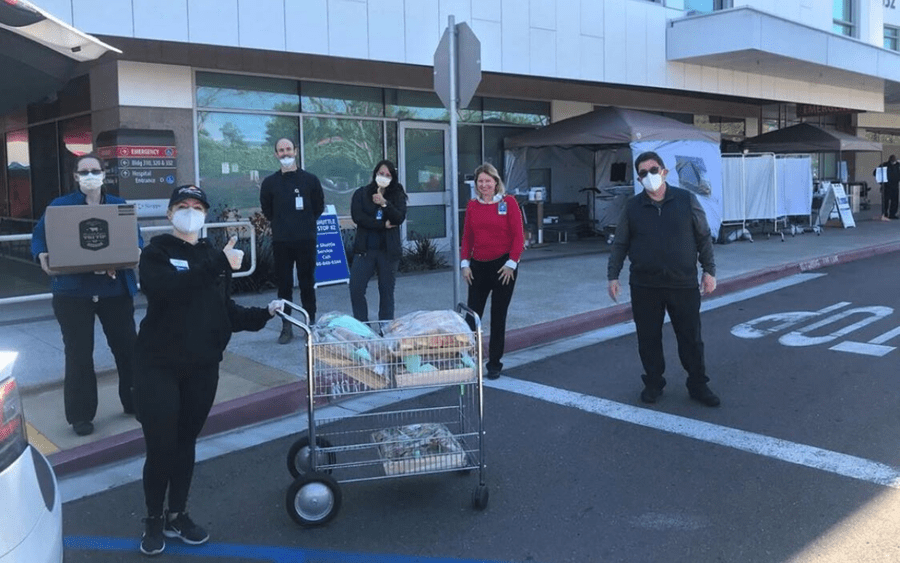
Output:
(886, 27), (899, 51)
(28, 122), (60, 217)
(483, 98), (550, 126)
(386, 121), (398, 165)
(197, 111), (299, 215)
(303, 116), (384, 217)
(196, 72), (299, 112)
(58, 116), (92, 196)
(301, 81), (384, 117)
(5, 129), (30, 219)
(483, 126), (535, 177)
(406, 205), (446, 241)
(832, 0), (853, 36)
(402, 128), (446, 194)
(386, 89), (449, 121)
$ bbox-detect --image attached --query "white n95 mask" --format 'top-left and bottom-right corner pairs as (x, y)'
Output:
(640, 173), (663, 193)
(171, 208), (206, 234)
(375, 175), (391, 189)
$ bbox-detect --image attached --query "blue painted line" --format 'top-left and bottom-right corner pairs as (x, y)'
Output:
(64, 536), (514, 563)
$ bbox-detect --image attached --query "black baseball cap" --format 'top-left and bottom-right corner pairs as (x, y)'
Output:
(168, 184), (209, 209)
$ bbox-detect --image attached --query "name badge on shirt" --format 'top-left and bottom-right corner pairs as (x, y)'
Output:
(295, 196), (304, 210)
(169, 258), (189, 271)
(498, 201), (508, 215)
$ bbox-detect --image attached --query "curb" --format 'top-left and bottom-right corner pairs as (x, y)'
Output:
(50, 241), (900, 476)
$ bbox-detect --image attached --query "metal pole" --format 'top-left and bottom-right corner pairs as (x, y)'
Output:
(449, 15), (462, 309)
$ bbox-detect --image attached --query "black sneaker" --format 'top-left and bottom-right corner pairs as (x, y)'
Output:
(72, 421), (94, 436)
(640, 386), (663, 404)
(688, 385), (721, 407)
(164, 511), (209, 545)
(140, 516), (165, 556)
(485, 367), (501, 380)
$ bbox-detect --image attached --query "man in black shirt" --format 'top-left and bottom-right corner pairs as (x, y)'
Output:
(607, 151), (719, 407)
(260, 138), (325, 342)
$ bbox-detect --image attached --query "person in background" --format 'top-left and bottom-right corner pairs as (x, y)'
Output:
(31, 153), (142, 437)
(260, 137), (325, 342)
(878, 154), (900, 221)
(607, 151), (720, 408)
(134, 185), (284, 556)
(348, 159), (408, 324)
(460, 163), (525, 380)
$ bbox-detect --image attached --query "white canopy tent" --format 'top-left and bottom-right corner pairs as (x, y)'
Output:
(504, 107), (724, 238)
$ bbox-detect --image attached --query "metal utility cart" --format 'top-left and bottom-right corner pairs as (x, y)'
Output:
(280, 304), (488, 527)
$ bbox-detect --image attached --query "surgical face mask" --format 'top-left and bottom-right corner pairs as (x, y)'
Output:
(640, 173), (663, 193)
(171, 208), (206, 234)
(375, 175), (391, 189)
(77, 173), (104, 192)
(279, 156), (295, 168)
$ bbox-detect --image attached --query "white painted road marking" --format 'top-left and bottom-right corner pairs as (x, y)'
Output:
(487, 377), (900, 489)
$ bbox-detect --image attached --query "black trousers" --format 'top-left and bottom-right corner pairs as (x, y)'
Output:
(349, 249), (399, 322)
(887, 183), (899, 218)
(273, 240), (317, 322)
(629, 285), (708, 391)
(52, 293), (136, 424)
(466, 256), (517, 372)
(135, 362), (219, 517)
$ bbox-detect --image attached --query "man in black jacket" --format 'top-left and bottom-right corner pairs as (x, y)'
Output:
(260, 137), (325, 342)
(878, 155), (900, 220)
(607, 151), (720, 407)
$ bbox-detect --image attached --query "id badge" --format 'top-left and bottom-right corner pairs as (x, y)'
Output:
(169, 258), (189, 271)
(376, 208), (383, 220)
(498, 201), (508, 215)
(295, 196), (304, 210)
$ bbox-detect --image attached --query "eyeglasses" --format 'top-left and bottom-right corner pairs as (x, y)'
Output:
(76, 170), (103, 177)
(636, 166), (661, 179)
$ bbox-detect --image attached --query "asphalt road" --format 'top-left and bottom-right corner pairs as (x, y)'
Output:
(61, 254), (900, 563)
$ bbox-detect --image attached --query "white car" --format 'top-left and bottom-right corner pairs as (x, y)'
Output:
(0, 352), (63, 563)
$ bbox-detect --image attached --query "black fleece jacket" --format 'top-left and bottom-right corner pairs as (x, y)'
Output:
(607, 186), (715, 289)
(136, 234), (272, 367)
(351, 182), (407, 258)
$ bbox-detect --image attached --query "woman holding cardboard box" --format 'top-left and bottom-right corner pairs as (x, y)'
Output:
(30, 153), (142, 437)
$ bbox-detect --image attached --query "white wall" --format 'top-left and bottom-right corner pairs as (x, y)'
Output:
(36, 0), (883, 110)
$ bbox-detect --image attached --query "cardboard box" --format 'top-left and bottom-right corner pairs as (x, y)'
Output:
(45, 204), (140, 273)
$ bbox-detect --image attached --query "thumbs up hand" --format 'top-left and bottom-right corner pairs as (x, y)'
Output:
(223, 235), (244, 270)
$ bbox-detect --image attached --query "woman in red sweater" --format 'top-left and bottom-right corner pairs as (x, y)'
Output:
(461, 163), (525, 379)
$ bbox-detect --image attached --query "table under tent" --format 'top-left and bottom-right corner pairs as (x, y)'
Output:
(503, 107), (723, 244)
(722, 123), (883, 242)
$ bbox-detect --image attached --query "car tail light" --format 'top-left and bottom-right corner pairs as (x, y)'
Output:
(0, 375), (27, 472)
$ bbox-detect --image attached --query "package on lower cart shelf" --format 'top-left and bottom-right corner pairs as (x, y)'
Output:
(372, 423), (466, 476)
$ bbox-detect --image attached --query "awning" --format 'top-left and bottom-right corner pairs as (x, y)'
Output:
(742, 123), (883, 154)
(0, 0), (120, 114)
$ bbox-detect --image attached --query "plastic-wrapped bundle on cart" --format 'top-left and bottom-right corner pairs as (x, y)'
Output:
(382, 310), (475, 354)
(311, 312), (390, 392)
(382, 310), (477, 387)
(372, 423), (466, 475)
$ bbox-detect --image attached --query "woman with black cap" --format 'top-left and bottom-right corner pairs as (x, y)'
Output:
(133, 184), (284, 556)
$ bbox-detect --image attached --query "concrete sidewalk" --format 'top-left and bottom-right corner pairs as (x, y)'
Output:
(6, 216), (900, 475)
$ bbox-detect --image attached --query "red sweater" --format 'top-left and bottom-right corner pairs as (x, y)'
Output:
(460, 195), (525, 264)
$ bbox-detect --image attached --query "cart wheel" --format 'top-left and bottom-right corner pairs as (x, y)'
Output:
(287, 436), (335, 478)
(472, 484), (489, 510)
(286, 473), (342, 527)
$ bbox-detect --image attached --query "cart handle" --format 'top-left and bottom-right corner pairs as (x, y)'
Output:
(276, 301), (311, 331)
(455, 302), (481, 331)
